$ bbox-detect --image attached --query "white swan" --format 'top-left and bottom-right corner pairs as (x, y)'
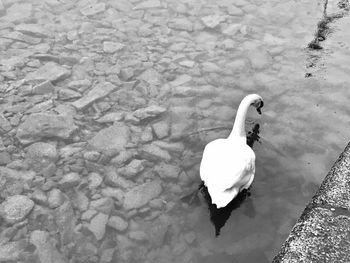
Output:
(200, 94), (264, 208)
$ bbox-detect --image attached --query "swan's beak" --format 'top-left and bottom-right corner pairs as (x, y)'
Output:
(256, 101), (264, 115)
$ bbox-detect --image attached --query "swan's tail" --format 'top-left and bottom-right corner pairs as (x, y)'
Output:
(207, 186), (239, 209)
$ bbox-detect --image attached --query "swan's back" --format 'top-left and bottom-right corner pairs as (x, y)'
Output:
(200, 138), (255, 208)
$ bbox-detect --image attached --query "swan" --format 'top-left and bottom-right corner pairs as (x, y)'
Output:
(199, 94), (264, 208)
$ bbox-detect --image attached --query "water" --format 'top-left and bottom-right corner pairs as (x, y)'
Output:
(0, 0), (349, 262)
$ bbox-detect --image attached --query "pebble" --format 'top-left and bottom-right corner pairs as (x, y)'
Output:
(96, 112), (125, 123)
(0, 114), (12, 132)
(222, 23), (242, 35)
(0, 195), (34, 224)
(201, 61), (222, 73)
(184, 232), (197, 244)
(0, 151), (11, 165)
(152, 121), (170, 139)
(87, 172), (103, 188)
(16, 113), (78, 145)
(152, 141), (185, 153)
(58, 88), (82, 100)
(138, 68), (161, 86)
(0, 241), (24, 262)
(32, 80), (55, 95)
(47, 188), (64, 208)
(4, 31), (41, 44)
(129, 230), (148, 241)
(110, 0), (133, 12)
(227, 5), (244, 16)
(168, 18), (194, 31)
(30, 230), (66, 263)
(73, 191), (89, 211)
(80, 3), (106, 16)
(170, 74), (192, 87)
(140, 143), (172, 162)
(100, 248), (116, 263)
(31, 189), (48, 206)
(123, 180), (162, 210)
(179, 60), (195, 68)
(247, 49), (272, 69)
(110, 150), (135, 167)
(103, 41), (125, 53)
(81, 209), (97, 221)
(154, 162), (181, 179)
(25, 62), (71, 83)
(119, 68), (134, 81)
(108, 215), (129, 232)
(201, 15), (227, 28)
(71, 82), (116, 110)
(90, 197), (114, 214)
(5, 3), (33, 23)
(58, 172), (81, 189)
(68, 79), (91, 91)
(25, 142), (58, 172)
(133, 105), (167, 120)
(118, 159), (145, 178)
(101, 187), (124, 203)
(105, 166), (134, 189)
(89, 123), (130, 153)
(134, 0), (161, 9)
(56, 201), (77, 246)
(88, 212), (109, 241)
(14, 24), (50, 38)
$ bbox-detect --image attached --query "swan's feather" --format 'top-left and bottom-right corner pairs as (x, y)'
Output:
(200, 138), (255, 208)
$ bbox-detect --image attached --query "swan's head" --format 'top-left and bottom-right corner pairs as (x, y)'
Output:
(248, 94), (264, 115)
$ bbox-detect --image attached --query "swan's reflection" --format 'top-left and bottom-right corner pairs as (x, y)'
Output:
(201, 123), (260, 236)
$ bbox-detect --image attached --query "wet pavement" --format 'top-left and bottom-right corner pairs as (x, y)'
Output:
(0, 0), (349, 262)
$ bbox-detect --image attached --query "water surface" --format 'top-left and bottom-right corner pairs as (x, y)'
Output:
(0, 0), (349, 262)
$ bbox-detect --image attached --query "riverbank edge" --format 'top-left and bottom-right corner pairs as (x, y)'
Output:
(272, 142), (350, 262)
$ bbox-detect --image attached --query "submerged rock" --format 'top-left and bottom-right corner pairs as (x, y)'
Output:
(0, 195), (34, 224)
(201, 15), (227, 28)
(58, 172), (81, 189)
(133, 105), (166, 120)
(16, 113), (78, 144)
(118, 159), (144, 178)
(30, 230), (66, 263)
(25, 142), (57, 173)
(123, 181), (162, 210)
(0, 167), (35, 198)
(108, 215), (128, 232)
(15, 24), (50, 38)
(80, 3), (106, 16)
(154, 162), (180, 179)
(56, 201), (77, 246)
(96, 112), (124, 123)
(5, 3), (32, 23)
(89, 123), (130, 153)
(25, 62), (71, 83)
(88, 212), (109, 240)
(0, 241), (25, 262)
(71, 82), (116, 110)
(103, 41), (125, 53)
(140, 143), (172, 162)
(134, 0), (161, 9)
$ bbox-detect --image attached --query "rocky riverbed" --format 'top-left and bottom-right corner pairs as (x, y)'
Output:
(0, 0), (350, 262)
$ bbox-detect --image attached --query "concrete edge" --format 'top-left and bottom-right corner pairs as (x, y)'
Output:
(272, 142), (350, 263)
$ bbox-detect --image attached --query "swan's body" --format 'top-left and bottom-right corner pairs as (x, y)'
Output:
(200, 94), (263, 208)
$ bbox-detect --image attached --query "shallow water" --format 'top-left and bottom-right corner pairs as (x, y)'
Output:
(0, 0), (349, 262)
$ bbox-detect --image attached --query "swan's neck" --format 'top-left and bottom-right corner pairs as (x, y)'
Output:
(228, 98), (252, 140)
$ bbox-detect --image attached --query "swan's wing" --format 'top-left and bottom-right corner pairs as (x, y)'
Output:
(200, 139), (255, 192)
